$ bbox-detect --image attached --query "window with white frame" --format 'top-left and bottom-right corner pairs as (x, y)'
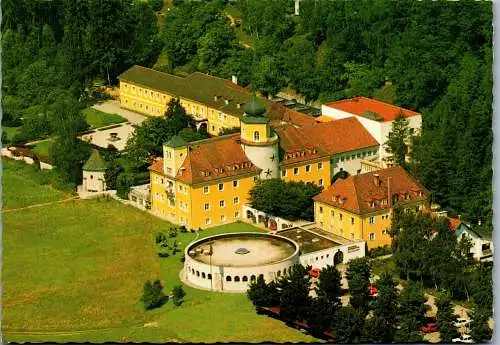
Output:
(221, 215), (226, 222)
(318, 162), (323, 170)
(233, 180), (239, 188)
(281, 170), (287, 177)
(253, 131), (260, 141)
(218, 183), (224, 191)
(293, 167), (299, 175)
(369, 233), (375, 241)
(205, 218), (211, 225)
(204, 186), (210, 194)
(219, 200), (225, 208)
(234, 211), (240, 218)
(369, 216), (375, 224)
(319, 179), (323, 186)
(233, 197), (239, 205)
(204, 203), (210, 211)
(319, 206), (323, 214)
(351, 217), (355, 225)
(306, 165), (311, 172)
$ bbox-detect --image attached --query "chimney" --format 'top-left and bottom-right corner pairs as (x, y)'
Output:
(214, 95), (218, 101)
(231, 75), (238, 85)
(387, 177), (392, 207)
(225, 99), (229, 105)
(237, 103), (241, 109)
(373, 174), (380, 186)
(458, 214), (461, 220)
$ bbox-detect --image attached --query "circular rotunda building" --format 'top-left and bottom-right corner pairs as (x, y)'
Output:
(183, 232), (300, 292)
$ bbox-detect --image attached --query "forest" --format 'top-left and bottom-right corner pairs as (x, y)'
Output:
(1, 0), (493, 232)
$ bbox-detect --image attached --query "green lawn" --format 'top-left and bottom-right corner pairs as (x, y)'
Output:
(3, 126), (22, 141)
(29, 139), (55, 158)
(1, 159), (71, 210)
(2, 161), (318, 343)
(82, 107), (126, 129)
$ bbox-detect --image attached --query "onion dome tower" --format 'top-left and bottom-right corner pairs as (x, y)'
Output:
(240, 92), (279, 179)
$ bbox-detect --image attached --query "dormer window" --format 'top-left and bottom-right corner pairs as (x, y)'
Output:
(382, 199), (388, 205)
(204, 171), (210, 177)
(405, 194), (411, 200)
(370, 201), (375, 208)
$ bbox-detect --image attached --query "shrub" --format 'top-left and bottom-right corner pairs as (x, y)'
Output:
(179, 226), (188, 233)
(141, 279), (168, 310)
(368, 245), (393, 258)
(168, 227), (178, 238)
(155, 232), (166, 244)
(172, 285), (186, 306)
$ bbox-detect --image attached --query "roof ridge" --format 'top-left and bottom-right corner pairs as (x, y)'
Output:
(351, 175), (361, 214)
(129, 65), (187, 80)
(356, 96), (419, 114)
(188, 133), (240, 146)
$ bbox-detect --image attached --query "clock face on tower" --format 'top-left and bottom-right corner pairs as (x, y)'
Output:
(264, 169), (272, 177)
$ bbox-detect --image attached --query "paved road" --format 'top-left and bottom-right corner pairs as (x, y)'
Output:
(92, 101), (146, 125)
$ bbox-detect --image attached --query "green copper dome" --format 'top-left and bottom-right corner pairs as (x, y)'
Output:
(243, 92), (266, 117)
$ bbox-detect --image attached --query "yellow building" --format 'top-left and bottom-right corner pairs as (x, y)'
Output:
(118, 65), (318, 136)
(148, 91), (386, 230)
(150, 94), (281, 229)
(313, 167), (429, 249)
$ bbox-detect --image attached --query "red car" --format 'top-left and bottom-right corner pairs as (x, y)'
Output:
(368, 285), (378, 297)
(308, 268), (321, 278)
(421, 323), (437, 333)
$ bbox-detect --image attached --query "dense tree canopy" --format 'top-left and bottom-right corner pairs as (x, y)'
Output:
(249, 179), (322, 221)
(160, 0), (492, 228)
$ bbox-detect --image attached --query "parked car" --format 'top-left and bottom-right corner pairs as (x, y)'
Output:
(452, 334), (474, 343)
(308, 268), (321, 279)
(453, 318), (471, 328)
(368, 285), (378, 297)
(421, 323), (437, 333)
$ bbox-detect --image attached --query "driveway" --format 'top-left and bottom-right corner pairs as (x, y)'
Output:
(93, 100), (146, 125)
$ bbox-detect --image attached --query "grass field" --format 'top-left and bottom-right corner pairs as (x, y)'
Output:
(29, 139), (55, 158)
(82, 107), (126, 129)
(1, 159), (71, 210)
(2, 162), (318, 343)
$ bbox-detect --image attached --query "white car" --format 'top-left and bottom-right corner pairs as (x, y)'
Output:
(453, 318), (471, 328)
(452, 334), (474, 343)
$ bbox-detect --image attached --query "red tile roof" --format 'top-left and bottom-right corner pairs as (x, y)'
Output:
(151, 134), (261, 185)
(275, 117), (379, 165)
(325, 97), (420, 122)
(274, 125), (330, 165)
(313, 167), (429, 215)
(448, 218), (462, 231)
(267, 102), (318, 128)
